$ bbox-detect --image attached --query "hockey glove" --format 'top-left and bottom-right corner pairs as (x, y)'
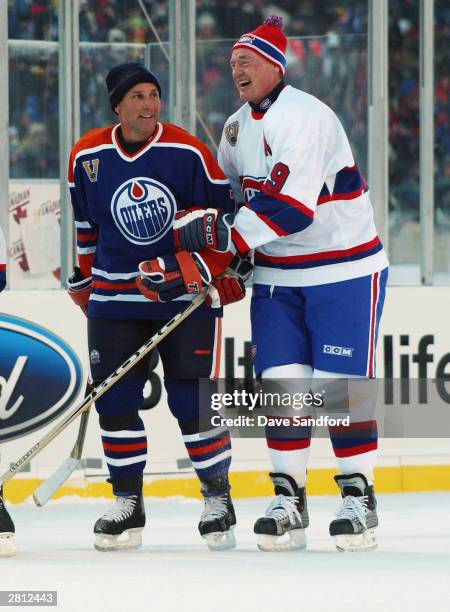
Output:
(227, 254), (254, 283)
(67, 267), (92, 315)
(173, 208), (237, 253)
(136, 250), (212, 303)
(206, 255), (253, 308)
(206, 275), (246, 308)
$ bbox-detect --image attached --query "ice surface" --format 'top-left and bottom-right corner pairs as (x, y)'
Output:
(2, 493), (450, 612)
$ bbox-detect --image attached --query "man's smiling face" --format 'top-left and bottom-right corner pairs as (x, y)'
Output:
(230, 49), (282, 105)
(115, 82), (161, 142)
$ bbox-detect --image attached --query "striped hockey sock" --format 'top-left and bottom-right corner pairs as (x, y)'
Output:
(266, 420), (312, 487)
(181, 424), (232, 495)
(329, 419), (378, 482)
(99, 414), (148, 495)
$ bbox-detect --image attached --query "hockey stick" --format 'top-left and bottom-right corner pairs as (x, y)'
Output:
(0, 291), (207, 487)
(32, 404), (91, 507)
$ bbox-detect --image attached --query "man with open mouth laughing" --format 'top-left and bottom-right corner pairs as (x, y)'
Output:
(172, 15), (389, 553)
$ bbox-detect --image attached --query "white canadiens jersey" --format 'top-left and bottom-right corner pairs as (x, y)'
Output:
(218, 85), (389, 286)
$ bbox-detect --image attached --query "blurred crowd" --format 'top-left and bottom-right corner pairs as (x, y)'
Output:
(7, 0), (450, 228)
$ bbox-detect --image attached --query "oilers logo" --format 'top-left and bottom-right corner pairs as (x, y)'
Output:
(111, 177), (176, 245)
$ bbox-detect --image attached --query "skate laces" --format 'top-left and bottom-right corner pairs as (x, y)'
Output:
(101, 496), (137, 523)
(335, 495), (368, 529)
(266, 495), (302, 526)
(200, 494), (228, 520)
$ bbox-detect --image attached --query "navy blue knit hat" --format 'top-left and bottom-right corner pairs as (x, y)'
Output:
(106, 62), (161, 112)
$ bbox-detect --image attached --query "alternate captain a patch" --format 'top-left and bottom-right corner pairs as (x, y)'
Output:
(225, 121), (239, 146)
(82, 159), (100, 182)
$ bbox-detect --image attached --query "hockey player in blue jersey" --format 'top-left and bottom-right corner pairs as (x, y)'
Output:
(170, 17), (389, 552)
(67, 62), (247, 552)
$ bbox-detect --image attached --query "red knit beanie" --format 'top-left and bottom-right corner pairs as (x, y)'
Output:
(232, 15), (287, 74)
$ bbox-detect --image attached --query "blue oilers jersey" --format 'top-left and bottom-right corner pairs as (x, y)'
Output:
(68, 122), (235, 319)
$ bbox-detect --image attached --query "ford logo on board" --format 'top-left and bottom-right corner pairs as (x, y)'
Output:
(0, 314), (83, 442)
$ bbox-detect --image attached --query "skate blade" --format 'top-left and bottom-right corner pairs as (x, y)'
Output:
(334, 528), (377, 552)
(257, 529), (307, 552)
(0, 534), (17, 557)
(203, 527), (236, 551)
(94, 527), (143, 552)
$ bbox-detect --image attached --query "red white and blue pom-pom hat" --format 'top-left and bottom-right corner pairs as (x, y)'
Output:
(232, 15), (288, 75)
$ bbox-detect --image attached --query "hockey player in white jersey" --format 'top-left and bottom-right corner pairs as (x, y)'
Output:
(174, 16), (388, 552)
(0, 229), (16, 557)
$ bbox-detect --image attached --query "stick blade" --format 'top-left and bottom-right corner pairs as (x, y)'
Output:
(33, 457), (81, 507)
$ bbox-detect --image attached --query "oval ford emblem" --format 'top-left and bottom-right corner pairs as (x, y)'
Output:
(0, 314), (83, 442)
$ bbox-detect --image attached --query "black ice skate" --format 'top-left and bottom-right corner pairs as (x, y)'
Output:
(198, 492), (236, 551)
(254, 473), (309, 551)
(0, 486), (16, 558)
(329, 473), (378, 552)
(94, 493), (145, 551)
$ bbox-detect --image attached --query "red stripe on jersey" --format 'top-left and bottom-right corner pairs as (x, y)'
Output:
(158, 123), (227, 181)
(333, 441), (378, 458)
(187, 435), (230, 456)
(317, 185), (367, 205)
(0, 264), (5, 271)
(231, 228), (251, 256)
(76, 232), (97, 243)
(267, 439), (311, 451)
(102, 441), (147, 452)
(252, 209), (289, 237)
(92, 280), (137, 290)
(78, 253), (94, 279)
(193, 349), (211, 355)
(260, 187), (315, 219)
(256, 236), (381, 264)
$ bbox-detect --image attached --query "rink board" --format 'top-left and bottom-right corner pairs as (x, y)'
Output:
(1, 288), (450, 503)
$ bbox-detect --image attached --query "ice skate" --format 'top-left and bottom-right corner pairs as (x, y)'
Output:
(0, 486), (16, 558)
(198, 492), (236, 551)
(94, 493), (145, 551)
(254, 473), (308, 551)
(330, 473), (378, 552)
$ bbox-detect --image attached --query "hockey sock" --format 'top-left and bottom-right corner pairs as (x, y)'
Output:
(267, 445), (310, 488)
(329, 420), (378, 484)
(262, 364), (313, 487)
(178, 416), (232, 496)
(313, 371), (378, 483)
(165, 380), (233, 495)
(99, 413), (147, 496)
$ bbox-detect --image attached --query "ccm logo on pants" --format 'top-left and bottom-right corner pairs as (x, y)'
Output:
(323, 345), (354, 357)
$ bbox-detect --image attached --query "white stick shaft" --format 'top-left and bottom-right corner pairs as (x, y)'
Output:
(32, 407), (91, 507)
(0, 292), (206, 487)
(33, 458), (81, 507)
